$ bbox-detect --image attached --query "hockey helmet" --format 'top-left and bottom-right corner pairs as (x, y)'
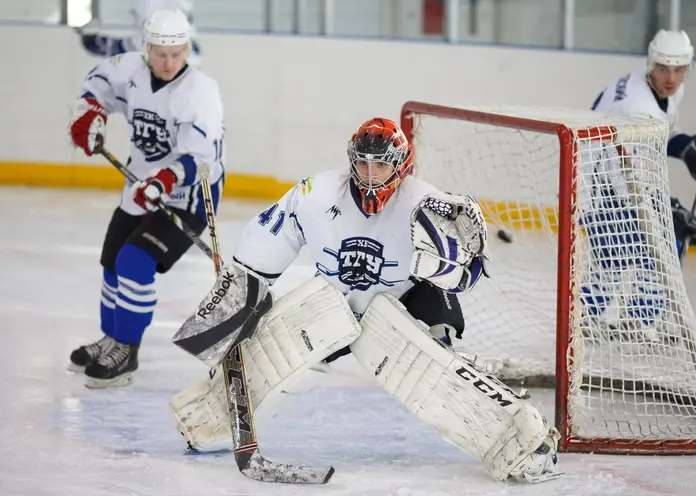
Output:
(142, 8), (192, 60)
(347, 117), (414, 215)
(648, 29), (693, 69)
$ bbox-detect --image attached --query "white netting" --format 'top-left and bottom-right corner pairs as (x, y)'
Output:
(409, 104), (696, 447)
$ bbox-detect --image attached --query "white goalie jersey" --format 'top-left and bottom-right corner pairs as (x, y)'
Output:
(79, 51), (224, 216)
(234, 169), (437, 317)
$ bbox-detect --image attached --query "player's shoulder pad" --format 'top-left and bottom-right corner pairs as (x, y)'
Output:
(295, 169), (347, 196)
(176, 68), (223, 107)
(607, 71), (633, 102)
(398, 175), (438, 202)
(110, 51), (145, 71)
(285, 169), (347, 214)
(180, 67), (221, 94)
(171, 68), (224, 121)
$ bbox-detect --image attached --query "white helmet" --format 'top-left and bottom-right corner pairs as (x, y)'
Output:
(648, 29), (693, 69)
(142, 9), (191, 48)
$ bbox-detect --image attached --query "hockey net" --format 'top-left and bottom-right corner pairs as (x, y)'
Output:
(401, 101), (696, 454)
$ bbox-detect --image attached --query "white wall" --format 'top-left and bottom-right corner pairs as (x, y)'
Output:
(1, 24), (695, 204)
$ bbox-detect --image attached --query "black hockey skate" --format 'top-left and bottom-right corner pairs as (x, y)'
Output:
(68, 335), (116, 372)
(84, 341), (139, 389)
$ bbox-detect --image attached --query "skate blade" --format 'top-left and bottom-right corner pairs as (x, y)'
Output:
(67, 363), (86, 373)
(85, 373), (133, 389)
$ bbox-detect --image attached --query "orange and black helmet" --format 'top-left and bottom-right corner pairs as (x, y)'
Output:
(347, 117), (414, 215)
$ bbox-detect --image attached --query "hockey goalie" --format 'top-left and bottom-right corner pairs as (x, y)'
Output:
(170, 117), (561, 483)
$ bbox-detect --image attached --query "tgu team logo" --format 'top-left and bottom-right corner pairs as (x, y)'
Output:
(132, 108), (171, 161)
(316, 237), (402, 291)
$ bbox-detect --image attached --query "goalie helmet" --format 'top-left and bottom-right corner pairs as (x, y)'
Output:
(141, 8), (192, 60)
(648, 29), (693, 69)
(347, 117), (414, 215)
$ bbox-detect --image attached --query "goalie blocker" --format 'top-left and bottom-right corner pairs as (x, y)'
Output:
(171, 279), (560, 483)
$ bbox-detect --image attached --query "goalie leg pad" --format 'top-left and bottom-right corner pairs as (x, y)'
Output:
(169, 368), (230, 450)
(170, 277), (361, 450)
(350, 293), (560, 483)
(242, 276), (361, 408)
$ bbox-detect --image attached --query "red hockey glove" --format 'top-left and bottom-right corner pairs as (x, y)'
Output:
(70, 97), (107, 156)
(132, 168), (179, 211)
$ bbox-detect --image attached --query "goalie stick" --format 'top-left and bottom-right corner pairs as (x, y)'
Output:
(193, 164), (334, 484)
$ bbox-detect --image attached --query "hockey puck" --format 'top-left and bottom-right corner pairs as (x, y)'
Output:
(497, 229), (514, 243)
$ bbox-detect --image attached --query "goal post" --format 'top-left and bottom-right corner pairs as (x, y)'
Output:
(400, 100), (696, 454)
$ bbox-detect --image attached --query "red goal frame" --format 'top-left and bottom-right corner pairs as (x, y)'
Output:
(400, 100), (696, 455)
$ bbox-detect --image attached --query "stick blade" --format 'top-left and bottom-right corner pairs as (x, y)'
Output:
(241, 452), (335, 485)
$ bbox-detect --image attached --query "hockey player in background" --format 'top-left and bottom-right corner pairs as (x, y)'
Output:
(77, 0), (202, 66)
(67, 9), (225, 388)
(585, 29), (696, 335)
(168, 118), (562, 483)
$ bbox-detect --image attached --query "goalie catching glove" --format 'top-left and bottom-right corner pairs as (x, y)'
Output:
(410, 191), (490, 292)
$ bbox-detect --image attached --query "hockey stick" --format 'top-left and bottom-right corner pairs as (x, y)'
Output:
(96, 146), (215, 261)
(197, 164), (334, 485)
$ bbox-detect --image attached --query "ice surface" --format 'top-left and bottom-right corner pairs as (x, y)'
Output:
(1, 187), (695, 496)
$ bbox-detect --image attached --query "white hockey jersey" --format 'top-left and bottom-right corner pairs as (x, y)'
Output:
(80, 52), (224, 218)
(592, 67), (684, 133)
(579, 67), (683, 215)
(233, 169), (437, 317)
